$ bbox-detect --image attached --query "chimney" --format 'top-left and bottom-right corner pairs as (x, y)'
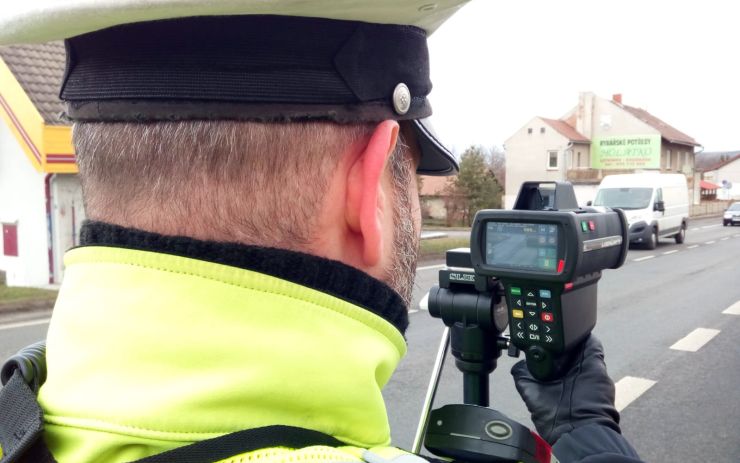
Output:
(576, 92), (594, 138)
(612, 93), (622, 104)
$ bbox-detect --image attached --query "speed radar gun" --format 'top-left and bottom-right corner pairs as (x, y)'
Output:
(412, 181), (628, 463)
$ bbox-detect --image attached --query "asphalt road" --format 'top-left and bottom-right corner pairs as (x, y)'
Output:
(1, 216), (738, 462)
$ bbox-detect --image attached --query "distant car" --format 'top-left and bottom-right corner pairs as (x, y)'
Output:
(723, 202), (740, 226)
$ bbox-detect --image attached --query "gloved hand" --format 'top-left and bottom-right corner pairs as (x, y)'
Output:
(511, 335), (621, 445)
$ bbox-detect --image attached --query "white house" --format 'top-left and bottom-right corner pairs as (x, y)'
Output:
(697, 151), (740, 200)
(0, 42), (84, 287)
(504, 92), (701, 208)
(503, 116), (590, 206)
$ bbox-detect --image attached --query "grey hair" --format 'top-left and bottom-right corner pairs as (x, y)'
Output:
(73, 120), (410, 251)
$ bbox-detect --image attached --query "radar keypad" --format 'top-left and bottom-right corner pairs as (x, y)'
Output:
(509, 286), (558, 347)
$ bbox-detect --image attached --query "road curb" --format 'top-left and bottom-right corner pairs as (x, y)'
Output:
(0, 298), (55, 315)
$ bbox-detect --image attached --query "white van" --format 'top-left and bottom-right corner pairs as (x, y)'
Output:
(590, 173), (689, 249)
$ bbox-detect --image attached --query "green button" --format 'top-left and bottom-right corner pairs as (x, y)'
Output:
(511, 287), (521, 296)
(581, 221), (588, 232)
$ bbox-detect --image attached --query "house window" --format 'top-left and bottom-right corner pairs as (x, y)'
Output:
(528, 128), (533, 134)
(666, 149), (672, 170)
(577, 151), (582, 167)
(540, 127), (546, 134)
(547, 151), (558, 169)
(3, 223), (18, 257)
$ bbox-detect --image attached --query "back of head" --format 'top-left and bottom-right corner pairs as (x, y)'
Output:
(74, 120), (377, 250)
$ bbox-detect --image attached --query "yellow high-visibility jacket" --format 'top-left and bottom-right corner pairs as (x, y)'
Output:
(37, 224), (416, 463)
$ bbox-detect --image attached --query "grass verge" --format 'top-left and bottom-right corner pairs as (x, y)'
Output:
(419, 236), (470, 261)
(0, 284), (58, 304)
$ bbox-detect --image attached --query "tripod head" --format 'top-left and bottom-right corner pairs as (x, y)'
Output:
(423, 248), (551, 463)
(427, 248), (509, 406)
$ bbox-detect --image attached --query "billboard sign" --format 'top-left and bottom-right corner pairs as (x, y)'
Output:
(591, 134), (661, 169)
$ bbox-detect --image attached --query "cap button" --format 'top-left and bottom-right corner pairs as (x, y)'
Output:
(393, 83), (411, 115)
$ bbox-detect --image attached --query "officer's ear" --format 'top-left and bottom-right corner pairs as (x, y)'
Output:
(345, 120), (399, 267)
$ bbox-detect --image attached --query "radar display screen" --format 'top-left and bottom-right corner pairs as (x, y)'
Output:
(485, 222), (560, 273)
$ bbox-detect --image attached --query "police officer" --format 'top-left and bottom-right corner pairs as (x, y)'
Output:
(0, 2), (643, 462)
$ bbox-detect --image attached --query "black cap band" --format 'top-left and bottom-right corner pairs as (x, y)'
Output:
(61, 15), (432, 123)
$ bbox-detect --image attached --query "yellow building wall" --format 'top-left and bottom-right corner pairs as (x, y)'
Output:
(0, 58), (45, 171)
(0, 57), (76, 173)
(44, 125), (77, 173)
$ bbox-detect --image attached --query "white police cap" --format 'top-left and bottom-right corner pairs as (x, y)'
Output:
(0, 0), (468, 175)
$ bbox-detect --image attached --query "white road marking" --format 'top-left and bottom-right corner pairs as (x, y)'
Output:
(0, 318), (51, 331)
(408, 309), (419, 314)
(670, 328), (720, 352)
(421, 232), (448, 240)
(614, 376), (657, 412)
(701, 224), (720, 229)
(690, 228), (700, 231)
(734, 234), (740, 238)
(662, 250), (678, 255)
(722, 301), (740, 315)
(687, 245), (699, 249)
(720, 237), (729, 241)
(417, 264), (445, 271)
(633, 255), (655, 262)
(705, 240), (716, 244)
(418, 292), (430, 311)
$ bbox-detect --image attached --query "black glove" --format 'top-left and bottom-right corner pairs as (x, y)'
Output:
(511, 335), (621, 445)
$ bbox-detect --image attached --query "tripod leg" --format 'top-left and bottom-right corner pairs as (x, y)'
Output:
(411, 326), (450, 454)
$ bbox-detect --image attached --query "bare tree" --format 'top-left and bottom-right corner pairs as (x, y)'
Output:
(489, 145), (506, 187)
(446, 145), (503, 226)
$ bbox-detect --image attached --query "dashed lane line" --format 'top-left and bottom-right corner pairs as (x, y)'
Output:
(670, 328), (720, 352)
(722, 301), (740, 315)
(0, 318), (51, 331)
(662, 250), (678, 255)
(690, 228), (700, 231)
(687, 245), (699, 249)
(614, 376), (657, 412)
(705, 240), (716, 244)
(633, 255), (655, 262)
(721, 237), (730, 241)
(701, 224), (721, 229)
(417, 264), (445, 271)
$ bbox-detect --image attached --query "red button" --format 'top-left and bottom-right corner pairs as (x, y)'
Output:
(588, 220), (596, 231)
(541, 312), (554, 322)
(557, 259), (565, 273)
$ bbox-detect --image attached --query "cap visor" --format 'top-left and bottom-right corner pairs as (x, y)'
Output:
(413, 118), (458, 176)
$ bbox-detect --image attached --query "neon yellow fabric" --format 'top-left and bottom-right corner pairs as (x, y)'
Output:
(210, 445), (421, 463)
(213, 446), (364, 463)
(39, 246), (407, 463)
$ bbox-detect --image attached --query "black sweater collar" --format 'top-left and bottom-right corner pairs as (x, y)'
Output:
(79, 221), (409, 335)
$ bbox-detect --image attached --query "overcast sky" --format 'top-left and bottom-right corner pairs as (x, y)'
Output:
(426, 0), (738, 155)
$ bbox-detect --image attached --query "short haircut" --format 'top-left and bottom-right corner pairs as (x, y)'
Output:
(73, 120), (406, 249)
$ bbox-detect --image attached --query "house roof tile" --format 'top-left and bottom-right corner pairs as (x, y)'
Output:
(695, 151), (740, 171)
(419, 175), (453, 197)
(700, 180), (721, 190)
(540, 117), (590, 143)
(621, 104), (699, 147)
(0, 42), (66, 125)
